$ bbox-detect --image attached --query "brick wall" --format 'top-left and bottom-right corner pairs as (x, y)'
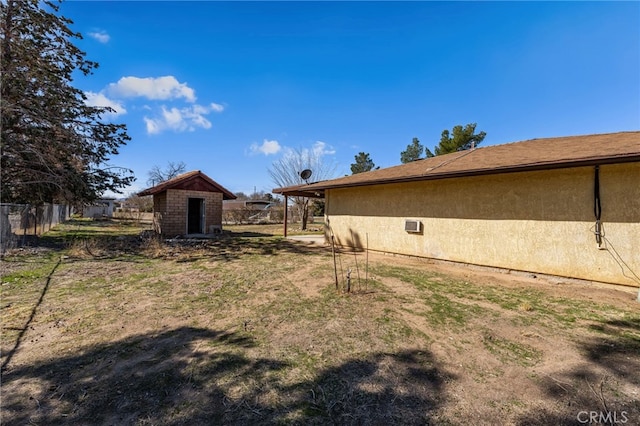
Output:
(154, 189), (223, 236)
(152, 192), (167, 234)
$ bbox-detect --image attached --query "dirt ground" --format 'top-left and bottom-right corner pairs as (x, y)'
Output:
(342, 251), (640, 423)
(381, 251), (639, 306)
(1, 229), (639, 425)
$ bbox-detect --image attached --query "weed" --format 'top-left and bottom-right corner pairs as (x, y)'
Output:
(518, 302), (534, 312)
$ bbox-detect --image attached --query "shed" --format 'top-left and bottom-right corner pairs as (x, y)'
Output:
(138, 170), (236, 237)
(274, 131), (640, 287)
(83, 198), (116, 219)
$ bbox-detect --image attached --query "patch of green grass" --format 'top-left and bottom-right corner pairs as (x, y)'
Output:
(43, 218), (145, 239)
(422, 293), (483, 326)
(371, 264), (636, 336)
(482, 332), (542, 367)
(619, 329), (640, 348)
(1, 262), (57, 284)
(371, 265), (487, 327)
(375, 312), (418, 344)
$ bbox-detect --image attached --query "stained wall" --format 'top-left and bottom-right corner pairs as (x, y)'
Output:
(324, 163), (640, 287)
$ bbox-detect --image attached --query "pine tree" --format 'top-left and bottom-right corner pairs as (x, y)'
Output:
(425, 123), (486, 157)
(350, 152), (378, 174)
(1, 0), (134, 205)
(400, 137), (424, 163)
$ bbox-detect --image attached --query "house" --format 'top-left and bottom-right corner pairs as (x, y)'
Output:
(222, 199), (272, 212)
(83, 198), (116, 219)
(273, 131), (640, 287)
(138, 170), (236, 237)
(222, 199), (275, 224)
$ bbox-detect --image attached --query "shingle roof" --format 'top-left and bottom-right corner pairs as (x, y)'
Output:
(138, 170), (236, 199)
(273, 131), (640, 197)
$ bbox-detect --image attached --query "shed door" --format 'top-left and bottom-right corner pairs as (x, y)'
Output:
(187, 198), (205, 234)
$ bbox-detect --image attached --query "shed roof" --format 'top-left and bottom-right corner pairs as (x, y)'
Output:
(273, 131), (640, 197)
(138, 170), (236, 200)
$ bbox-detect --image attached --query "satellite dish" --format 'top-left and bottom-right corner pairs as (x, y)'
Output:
(300, 169), (312, 182)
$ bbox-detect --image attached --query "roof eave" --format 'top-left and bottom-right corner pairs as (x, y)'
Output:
(272, 188), (325, 198)
(301, 154), (640, 193)
(137, 172), (237, 199)
(137, 188), (156, 197)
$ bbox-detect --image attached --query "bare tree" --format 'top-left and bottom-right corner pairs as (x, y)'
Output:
(268, 145), (336, 230)
(122, 194), (152, 222)
(146, 161), (186, 186)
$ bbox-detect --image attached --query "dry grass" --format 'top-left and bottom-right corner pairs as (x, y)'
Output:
(224, 221), (324, 237)
(1, 219), (639, 425)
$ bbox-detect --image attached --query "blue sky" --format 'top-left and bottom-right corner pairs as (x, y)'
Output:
(62, 1), (640, 198)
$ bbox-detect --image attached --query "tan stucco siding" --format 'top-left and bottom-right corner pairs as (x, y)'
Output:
(325, 163), (640, 287)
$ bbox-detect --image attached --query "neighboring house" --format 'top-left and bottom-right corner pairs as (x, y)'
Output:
(222, 200), (275, 223)
(138, 170), (236, 237)
(223, 199), (272, 211)
(83, 198), (116, 218)
(273, 131), (640, 287)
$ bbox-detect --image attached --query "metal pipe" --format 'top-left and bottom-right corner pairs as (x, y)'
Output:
(283, 195), (288, 237)
(594, 166), (602, 247)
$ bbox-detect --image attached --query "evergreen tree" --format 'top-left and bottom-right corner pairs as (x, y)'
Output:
(400, 138), (424, 163)
(1, 0), (134, 205)
(425, 123), (486, 157)
(350, 152), (378, 174)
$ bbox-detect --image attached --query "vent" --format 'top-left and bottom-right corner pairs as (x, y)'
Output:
(404, 219), (422, 233)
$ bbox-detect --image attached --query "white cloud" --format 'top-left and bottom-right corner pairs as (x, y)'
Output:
(93, 75), (225, 134)
(143, 104), (219, 135)
(107, 76), (196, 102)
(210, 102), (225, 112)
(84, 91), (126, 116)
(144, 117), (161, 135)
(88, 30), (110, 43)
(312, 141), (336, 156)
(250, 139), (282, 155)
(280, 141), (336, 161)
(162, 107), (184, 128)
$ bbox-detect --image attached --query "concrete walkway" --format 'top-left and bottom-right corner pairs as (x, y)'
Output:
(286, 235), (326, 245)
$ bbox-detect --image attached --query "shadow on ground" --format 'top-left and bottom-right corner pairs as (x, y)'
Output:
(515, 317), (640, 425)
(5, 218), (330, 263)
(163, 234), (328, 261)
(224, 230), (276, 238)
(2, 327), (449, 425)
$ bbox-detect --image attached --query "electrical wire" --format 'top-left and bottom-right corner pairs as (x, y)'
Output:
(602, 235), (640, 286)
(594, 165), (602, 221)
(593, 165), (603, 247)
(589, 221), (640, 286)
(423, 146), (478, 176)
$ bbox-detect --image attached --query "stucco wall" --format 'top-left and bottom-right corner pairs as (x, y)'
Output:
(153, 189), (223, 236)
(324, 163), (640, 287)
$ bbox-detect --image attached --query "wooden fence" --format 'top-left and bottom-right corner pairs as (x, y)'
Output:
(0, 203), (71, 253)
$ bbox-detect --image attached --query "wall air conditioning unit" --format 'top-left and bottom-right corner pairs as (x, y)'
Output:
(404, 219), (422, 233)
